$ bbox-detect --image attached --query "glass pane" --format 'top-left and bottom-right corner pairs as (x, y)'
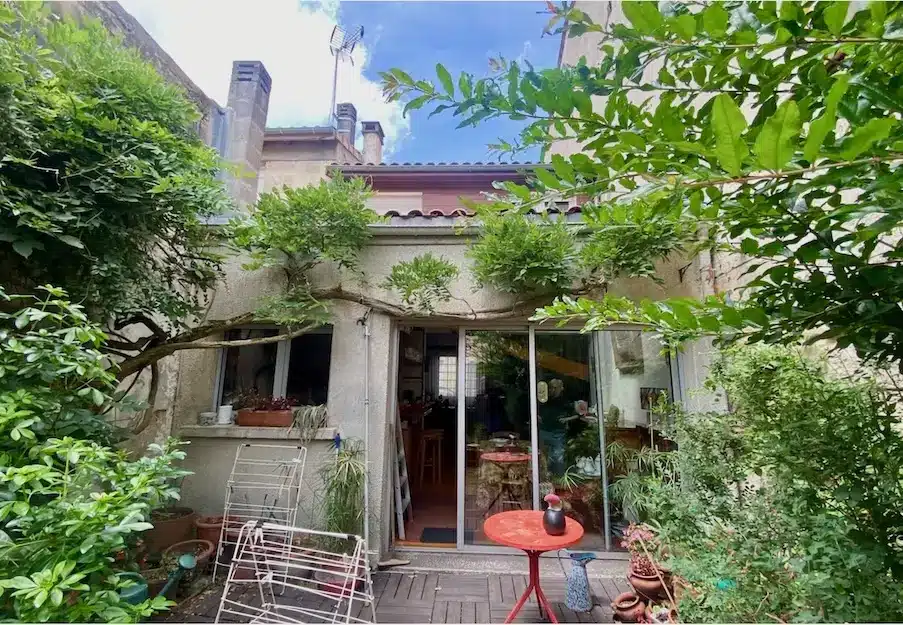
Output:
(286, 330), (333, 405)
(463, 331), (532, 545)
(220, 328), (279, 405)
(597, 330), (674, 548)
(535, 332), (605, 549)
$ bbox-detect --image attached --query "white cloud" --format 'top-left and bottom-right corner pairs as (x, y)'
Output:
(118, 0), (409, 156)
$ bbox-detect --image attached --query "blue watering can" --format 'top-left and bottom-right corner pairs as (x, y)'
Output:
(119, 553), (197, 605)
(564, 551), (597, 612)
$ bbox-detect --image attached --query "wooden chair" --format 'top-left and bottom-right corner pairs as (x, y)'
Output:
(419, 429), (443, 487)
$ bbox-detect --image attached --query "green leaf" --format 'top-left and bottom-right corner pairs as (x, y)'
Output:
(804, 73), (850, 162)
(435, 64), (454, 97)
(754, 100), (801, 170)
(671, 14), (696, 40)
(710, 94), (749, 175)
(533, 167), (561, 189)
(870, 0), (887, 24)
(57, 235), (84, 249)
(12, 240), (35, 258)
(840, 117), (896, 159)
(823, 1), (849, 36)
(702, 4), (729, 38)
(622, 1), (663, 34)
(740, 238), (759, 254)
(90, 388), (105, 406)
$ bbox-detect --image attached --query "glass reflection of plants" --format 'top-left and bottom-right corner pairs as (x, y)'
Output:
(468, 332), (530, 442)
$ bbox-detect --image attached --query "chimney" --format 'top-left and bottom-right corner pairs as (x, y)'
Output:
(361, 121), (384, 164)
(335, 102), (357, 147)
(226, 60), (271, 209)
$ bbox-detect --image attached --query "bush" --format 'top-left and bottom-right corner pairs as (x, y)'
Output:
(0, 286), (189, 622)
(641, 345), (903, 622)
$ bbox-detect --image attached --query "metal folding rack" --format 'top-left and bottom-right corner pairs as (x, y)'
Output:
(213, 444), (308, 583)
(215, 520), (376, 624)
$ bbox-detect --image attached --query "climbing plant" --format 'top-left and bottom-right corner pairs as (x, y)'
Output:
(383, 1), (903, 368)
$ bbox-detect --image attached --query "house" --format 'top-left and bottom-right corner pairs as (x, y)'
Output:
(84, 1), (720, 560)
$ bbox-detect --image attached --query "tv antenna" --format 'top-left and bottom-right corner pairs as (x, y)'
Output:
(328, 24), (364, 125)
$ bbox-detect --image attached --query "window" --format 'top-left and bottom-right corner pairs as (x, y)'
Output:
(216, 326), (333, 408)
(437, 355), (456, 399)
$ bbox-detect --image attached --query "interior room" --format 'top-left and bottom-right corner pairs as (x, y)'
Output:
(395, 327), (459, 545)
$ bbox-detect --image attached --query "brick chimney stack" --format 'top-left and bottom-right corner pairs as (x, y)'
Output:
(226, 60), (271, 208)
(335, 102), (357, 148)
(361, 121), (384, 164)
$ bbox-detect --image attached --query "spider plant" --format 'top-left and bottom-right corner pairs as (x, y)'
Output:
(318, 438), (366, 551)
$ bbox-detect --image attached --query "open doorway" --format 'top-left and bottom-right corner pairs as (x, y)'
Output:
(395, 327), (458, 546)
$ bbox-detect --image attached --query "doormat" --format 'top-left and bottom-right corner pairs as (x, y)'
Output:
(419, 527), (474, 544)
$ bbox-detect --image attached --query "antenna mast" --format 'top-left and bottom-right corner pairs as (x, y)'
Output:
(328, 24), (364, 125)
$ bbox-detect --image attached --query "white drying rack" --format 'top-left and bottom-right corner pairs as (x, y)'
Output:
(215, 520), (376, 624)
(213, 444), (308, 583)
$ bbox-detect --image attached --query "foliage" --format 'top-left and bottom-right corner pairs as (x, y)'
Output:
(468, 210), (577, 294)
(382, 253), (459, 313)
(318, 438), (366, 551)
(636, 345), (903, 622)
(0, 285), (189, 622)
(385, 1), (903, 368)
(0, 3), (229, 330)
(232, 391), (296, 411)
(229, 177), (376, 326)
(0, 285), (121, 444)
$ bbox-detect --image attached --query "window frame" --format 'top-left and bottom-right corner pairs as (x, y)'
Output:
(211, 325), (333, 410)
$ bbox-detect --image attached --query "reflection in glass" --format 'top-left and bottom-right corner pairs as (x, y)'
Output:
(535, 332), (605, 549)
(597, 331), (674, 548)
(463, 331), (531, 545)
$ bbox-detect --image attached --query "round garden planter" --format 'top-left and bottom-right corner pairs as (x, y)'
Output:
(144, 506), (197, 554)
(611, 591), (646, 623)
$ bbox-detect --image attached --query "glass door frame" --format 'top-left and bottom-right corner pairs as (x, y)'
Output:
(452, 323), (681, 552)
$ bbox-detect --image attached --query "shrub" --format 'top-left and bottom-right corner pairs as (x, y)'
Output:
(640, 345), (903, 622)
(0, 286), (189, 622)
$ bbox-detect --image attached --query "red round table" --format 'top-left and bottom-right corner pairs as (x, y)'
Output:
(480, 452), (531, 515)
(483, 510), (584, 624)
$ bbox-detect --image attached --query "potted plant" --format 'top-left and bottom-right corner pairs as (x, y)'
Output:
(235, 391), (297, 427)
(623, 524), (670, 601)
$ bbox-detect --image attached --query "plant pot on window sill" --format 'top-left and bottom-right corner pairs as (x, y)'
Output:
(236, 409), (293, 427)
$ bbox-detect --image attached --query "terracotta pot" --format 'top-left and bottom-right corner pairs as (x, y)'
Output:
(314, 565), (363, 597)
(195, 515), (226, 547)
(162, 539), (216, 568)
(628, 567), (667, 601)
(144, 506), (196, 554)
(611, 591), (646, 623)
(236, 409), (293, 427)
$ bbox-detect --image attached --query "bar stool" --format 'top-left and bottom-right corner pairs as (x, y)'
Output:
(419, 429), (443, 487)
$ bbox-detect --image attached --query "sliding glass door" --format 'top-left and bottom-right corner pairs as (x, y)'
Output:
(454, 326), (676, 551)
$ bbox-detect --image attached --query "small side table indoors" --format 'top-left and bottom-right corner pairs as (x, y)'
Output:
(480, 451), (532, 515)
(483, 510), (584, 624)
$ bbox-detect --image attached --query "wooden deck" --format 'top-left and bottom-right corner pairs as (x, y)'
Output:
(167, 570), (631, 623)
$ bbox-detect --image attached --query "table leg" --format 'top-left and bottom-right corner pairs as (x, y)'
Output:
(504, 551), (558, 624)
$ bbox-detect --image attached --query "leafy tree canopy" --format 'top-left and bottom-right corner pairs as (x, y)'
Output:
(384, 0), (903, 367)
(0, 3), (229, 332)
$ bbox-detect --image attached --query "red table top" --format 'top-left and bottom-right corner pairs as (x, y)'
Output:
(480, 451), (531, 463)
(483, 510), (584, 552)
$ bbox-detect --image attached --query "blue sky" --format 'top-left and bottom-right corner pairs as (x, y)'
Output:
(338, 1), (560, 163)
(121, 0), (559, 163)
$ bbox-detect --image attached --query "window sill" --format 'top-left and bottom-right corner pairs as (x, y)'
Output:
(177, 425), (337, 441)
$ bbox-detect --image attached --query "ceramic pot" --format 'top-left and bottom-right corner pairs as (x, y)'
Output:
(543, 507), (566, 535)
(611, 591), (646, 623)
(236, 409), (293, 427)
(194, 515), (225, 547)
(628, 567), (666, 601)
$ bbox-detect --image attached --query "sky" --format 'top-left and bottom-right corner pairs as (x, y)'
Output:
(118, 0), (561, 163)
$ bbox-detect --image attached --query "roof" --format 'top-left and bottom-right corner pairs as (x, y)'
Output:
(331, 161), (548, 172)
(381, 204), (580, 218)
